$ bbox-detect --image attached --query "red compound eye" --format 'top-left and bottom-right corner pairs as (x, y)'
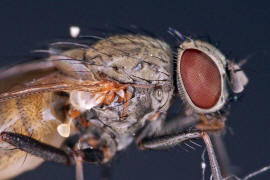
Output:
(180, 49), (221, 109)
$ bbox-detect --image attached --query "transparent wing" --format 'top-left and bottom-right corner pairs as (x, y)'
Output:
(0, 70), (104, 103)
(0, 60), (56, 93)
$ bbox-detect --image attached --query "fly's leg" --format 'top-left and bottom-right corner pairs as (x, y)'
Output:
(149, 111), (232, 178)
(0, 131), (72, 165)
(211, 133), (233, 179)
(0, 131), (85, 180)
(74, 155), (84, 180)
(201, 132), (223, 180)
(138, 131), (223, 180)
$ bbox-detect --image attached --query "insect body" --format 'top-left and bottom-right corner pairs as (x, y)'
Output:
(0, 34), (174, 179)
(0, 30), (250, 180)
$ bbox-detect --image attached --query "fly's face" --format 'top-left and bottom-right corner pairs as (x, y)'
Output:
(176, 38), (248, 130)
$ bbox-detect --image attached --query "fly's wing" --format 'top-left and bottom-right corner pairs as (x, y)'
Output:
(0, 69), (104, 103)
(0, 60), (56, 93)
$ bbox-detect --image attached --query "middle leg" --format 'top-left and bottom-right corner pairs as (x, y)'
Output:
(138, 130), (222, 180)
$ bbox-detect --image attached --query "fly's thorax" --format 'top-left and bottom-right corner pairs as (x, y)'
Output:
(84, 35), (173, 83)
(49, 34), (174, 84)
(49, 52), (93, 80)
(49, 34), (174, 147)
(51, 34), (175, 131)
(87, 85), (173, 135)
(67, 82), (173, 139)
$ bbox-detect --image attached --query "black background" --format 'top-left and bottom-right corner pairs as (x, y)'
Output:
(0, 0), (270, 180)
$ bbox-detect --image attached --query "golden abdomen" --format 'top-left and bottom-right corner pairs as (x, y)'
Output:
(0, 93), (63, 179)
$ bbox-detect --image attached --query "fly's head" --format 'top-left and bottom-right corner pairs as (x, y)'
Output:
(175, 37), (248, 130)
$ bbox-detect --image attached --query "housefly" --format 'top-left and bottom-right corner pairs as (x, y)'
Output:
(0, 27), (252, 180)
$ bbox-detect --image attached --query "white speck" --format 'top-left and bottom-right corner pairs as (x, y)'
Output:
(57, 123), (71, 137)
(70, 26), (80, 38)
(201, 162), (206, 169)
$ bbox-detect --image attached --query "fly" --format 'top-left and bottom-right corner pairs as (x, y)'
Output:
(0, 27), (263, 180)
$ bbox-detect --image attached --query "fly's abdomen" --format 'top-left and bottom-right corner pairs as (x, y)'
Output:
(0, 93), (64, 178)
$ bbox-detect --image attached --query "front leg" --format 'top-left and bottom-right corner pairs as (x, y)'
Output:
(138, 131), (222, 180)
(0, 131), (72, 165)
(0, 132), (85, 180)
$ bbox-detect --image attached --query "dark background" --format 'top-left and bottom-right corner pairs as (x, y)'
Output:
(0, 0), (270, 179)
